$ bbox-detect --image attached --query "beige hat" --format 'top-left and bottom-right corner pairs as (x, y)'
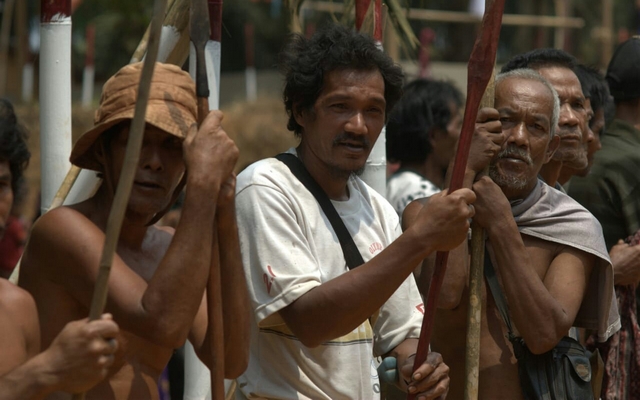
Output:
(70, 62), (197, 172)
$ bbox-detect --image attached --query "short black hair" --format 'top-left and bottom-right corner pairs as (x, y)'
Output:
(573, 64), (615, 128)
(0, 99), (30, 193)
(386, 79), (463, 164)
(501, 48), (578, 74)
(279, 24), (404, 136)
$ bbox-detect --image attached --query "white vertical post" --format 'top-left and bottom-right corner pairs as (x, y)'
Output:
(244, 23), (257, 102)
(81, 23), (95, 108)
(40, 0), (72, 214)
(360, 0), (387, 196)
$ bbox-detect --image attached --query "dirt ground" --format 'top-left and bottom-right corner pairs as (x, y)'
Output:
(13, 96), (297, 222)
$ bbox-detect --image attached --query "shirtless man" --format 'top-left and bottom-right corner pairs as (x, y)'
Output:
(404, 69), (618, 399)
(19, 62), (250, 399)
(0, 99), (119, 399)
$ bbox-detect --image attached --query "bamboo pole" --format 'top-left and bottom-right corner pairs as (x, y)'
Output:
(464, 67), (496, 400)
(71, 0), (168, 397)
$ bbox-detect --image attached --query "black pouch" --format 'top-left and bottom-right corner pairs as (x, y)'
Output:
(511, 335), (593, 400)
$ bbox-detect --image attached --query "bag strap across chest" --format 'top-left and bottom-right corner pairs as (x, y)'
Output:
(275, 153), (365, 270)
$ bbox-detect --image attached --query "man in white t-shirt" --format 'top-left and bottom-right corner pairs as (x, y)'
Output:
(234, 24), (478, 399)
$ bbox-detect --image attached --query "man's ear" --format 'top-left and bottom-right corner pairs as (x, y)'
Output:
(544, 134), (561, 163)
(293, 104), (306, 129)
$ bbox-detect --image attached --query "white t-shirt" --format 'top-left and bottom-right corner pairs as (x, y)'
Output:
(235, 150), (424, 400)
(386, 170), (440, 218)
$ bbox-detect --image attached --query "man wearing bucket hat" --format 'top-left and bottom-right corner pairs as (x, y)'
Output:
(19, 62), (251, 399)
(569, 36), (640, 400)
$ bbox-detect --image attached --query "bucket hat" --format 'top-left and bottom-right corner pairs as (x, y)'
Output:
(70, 62), (197, 171)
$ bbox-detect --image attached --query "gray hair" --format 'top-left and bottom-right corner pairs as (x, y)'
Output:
(495, 68), (560, 137)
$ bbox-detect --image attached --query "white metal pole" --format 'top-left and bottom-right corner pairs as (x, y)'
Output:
(81, 24), (95, 108)
(244, 23), (257, 102)
(360, 0), (387, 196)
(40, 0), (72, 215)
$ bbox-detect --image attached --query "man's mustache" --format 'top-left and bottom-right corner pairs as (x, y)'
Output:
(332, 133), (370, 148)
(495, 145), (533, 165)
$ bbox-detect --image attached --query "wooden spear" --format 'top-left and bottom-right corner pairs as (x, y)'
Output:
(464, 67), (496, 400)
(190, 0), (226, 397)
(71, 0), (168, 398)
(409, 1), (504, 399)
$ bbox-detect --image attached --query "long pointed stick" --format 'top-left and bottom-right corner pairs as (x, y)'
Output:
(409, 1), (504, 398)
(190, 0), (226, 398)
(72, 0), (168, 398)
(464, 67), (496, 400)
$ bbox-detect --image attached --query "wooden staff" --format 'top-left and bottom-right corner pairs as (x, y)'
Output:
(72, 0), (168, 398)
(190, 0), (226, 397)
(464, 67), (496, 400)
(409, 1), (504, 399)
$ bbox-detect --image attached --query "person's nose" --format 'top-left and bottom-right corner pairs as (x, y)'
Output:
(344, 111), (367, 136)
(583, 124), (595, 146)
(140, 145), (163, 171)
(558, 103), (579, 128)
(505, 121), (529, 149)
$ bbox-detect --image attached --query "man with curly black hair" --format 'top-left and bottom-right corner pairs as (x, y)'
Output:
(234, 24), (480, 399)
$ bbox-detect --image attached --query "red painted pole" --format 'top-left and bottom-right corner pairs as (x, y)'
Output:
(408, 1), (505, 399)
(373, 0), (382, 42)
(355, 0), (368, 32)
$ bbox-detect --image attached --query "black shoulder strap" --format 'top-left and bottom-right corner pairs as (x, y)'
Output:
(484, 247), (515, 338)
(275, 153), (365, 270)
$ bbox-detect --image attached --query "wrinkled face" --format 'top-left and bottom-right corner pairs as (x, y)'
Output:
(0, 161), (12, 239)
(490, 77), (560, 199)
(106, 125), (185, 217)
(295, 68), (386, 179)
(431, 102), (463, 169)
(572, 103), (604, 177)
(536, 66), (590, 169)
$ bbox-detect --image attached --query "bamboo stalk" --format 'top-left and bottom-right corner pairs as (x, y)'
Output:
(49, 165), (82, 210)
(464, 66), (496, 400)
(72, 0), (168, 397)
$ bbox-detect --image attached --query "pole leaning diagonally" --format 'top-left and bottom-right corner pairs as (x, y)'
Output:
(71, 0), (168, 398)
(409, 1), (504, 399)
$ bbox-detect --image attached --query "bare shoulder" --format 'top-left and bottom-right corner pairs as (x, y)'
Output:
(0, 278), (40, 373)
(21, 206), (106, 279)
(0, 278), (37, 316)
